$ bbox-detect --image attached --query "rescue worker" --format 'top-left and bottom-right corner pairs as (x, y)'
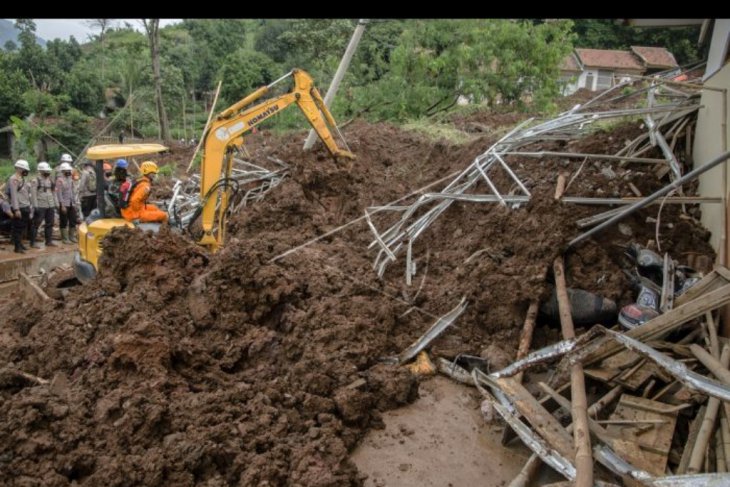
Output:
(78, 160), (97, 218)
(121, 161), (168, 224)
(52, 153), (73, 181)
(0, 194), (13, 237)
(7, 160), (32, 253)
(30, 162), (58, 248)
(55, 162), (79, 244)
(106, 159), (129, 217)
(103, 162), (113, 184)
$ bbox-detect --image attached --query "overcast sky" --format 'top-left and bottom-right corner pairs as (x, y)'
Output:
(7, 19), (182, 42)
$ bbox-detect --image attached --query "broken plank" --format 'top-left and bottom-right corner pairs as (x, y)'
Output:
(509, 384), (623, 487)
(493, 376), (575, 460)
(607, 394), (679, 476)
(501, 381), (571, 446)
(585, 367), (623, 383)
(616, 360), (659, 391)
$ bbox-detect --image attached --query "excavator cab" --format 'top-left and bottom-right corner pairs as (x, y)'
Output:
(73, 143), (168, 284)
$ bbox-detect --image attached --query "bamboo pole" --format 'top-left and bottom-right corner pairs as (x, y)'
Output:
(186, 80), (222, 173)
(721, 409), (730, 469)
(514, 300), (539, 385)
(717, 426), (726, 472)
(553, 256), (593, 487)
(688, 346), (730, 473)
(708, 311), (721, 358)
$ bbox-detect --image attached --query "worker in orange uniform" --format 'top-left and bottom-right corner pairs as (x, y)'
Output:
(120, 161), (168, 224)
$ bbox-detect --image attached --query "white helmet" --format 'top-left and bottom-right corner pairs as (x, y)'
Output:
(60, 153), (73, 163)
(14, 159), (30, 171)
(37, 162), (52, 172)
(59, 162), (73, 172)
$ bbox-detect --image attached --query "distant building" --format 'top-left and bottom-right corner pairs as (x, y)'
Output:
(559, 46), (679, 95)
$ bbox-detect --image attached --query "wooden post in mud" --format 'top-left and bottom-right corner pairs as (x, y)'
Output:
(553, 256), (593, 486)
(501, 299), (540, 446)
(554, 173), (567, 200)
(514, 300), (539, 384)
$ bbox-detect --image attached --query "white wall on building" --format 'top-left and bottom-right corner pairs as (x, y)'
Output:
(694, 62), (730, 261)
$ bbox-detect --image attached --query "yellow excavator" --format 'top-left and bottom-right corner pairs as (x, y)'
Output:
(197, 68), (354, 251)
(73, 143), (170, 283)
(73, 68), (354, 283)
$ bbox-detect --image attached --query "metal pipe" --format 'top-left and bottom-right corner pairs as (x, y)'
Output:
(503, 151), (667, 164)
(303, 20), (367, 150)
(568, 150), (730, 249)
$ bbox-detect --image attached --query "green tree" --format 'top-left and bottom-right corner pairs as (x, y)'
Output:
(182, 19), (249, 90)
(64, 61), (105, 115)
(254, 19), (292, 64)
(276, 19), (354, 76)
(86, 19), (116, 79)
(48, 108), (91, 158)
(142, 19), (172, 142)
(365, 19), (574, 119)
(13, 19), (59, 91)
(217, 49), (279, 103)
(46, 37), (83, 73)
(0, 55), (30, 124)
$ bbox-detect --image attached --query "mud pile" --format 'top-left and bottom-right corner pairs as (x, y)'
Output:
(0, 116), (715, 486)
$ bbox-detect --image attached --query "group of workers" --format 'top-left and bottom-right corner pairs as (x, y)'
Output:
(1, 154), (168, 254)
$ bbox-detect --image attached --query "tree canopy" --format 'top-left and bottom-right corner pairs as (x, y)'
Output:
(0, 18), (704, 161)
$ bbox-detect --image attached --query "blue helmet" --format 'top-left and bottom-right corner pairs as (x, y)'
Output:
(115, 159), (128, 169)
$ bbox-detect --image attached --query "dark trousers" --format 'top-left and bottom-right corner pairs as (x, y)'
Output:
(81, 195), (97, 218)
(11, 207), (31, 249)
(59, 205), (77, 230)
(32, 207), (55, 244)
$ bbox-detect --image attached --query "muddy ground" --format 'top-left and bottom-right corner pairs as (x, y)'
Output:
(0, 109), (715, 486)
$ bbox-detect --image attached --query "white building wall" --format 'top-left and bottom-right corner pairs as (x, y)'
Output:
(694, 63), (730, 261)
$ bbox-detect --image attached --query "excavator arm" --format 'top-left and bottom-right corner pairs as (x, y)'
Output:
(198, 69), (355, 251)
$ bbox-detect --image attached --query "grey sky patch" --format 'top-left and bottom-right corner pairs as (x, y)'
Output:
(5, 19), (182, 42)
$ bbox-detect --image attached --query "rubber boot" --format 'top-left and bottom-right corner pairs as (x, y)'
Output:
(61, 228), (71, 244)
(69, 227), (78, 244)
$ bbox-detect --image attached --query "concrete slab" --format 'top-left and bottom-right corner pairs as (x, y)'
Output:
(0, 238), (75, 284)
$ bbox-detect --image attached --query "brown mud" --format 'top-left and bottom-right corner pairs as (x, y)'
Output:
(0, 114), (714, 485)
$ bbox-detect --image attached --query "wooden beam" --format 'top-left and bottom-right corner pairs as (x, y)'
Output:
(554, 256), (593, 487)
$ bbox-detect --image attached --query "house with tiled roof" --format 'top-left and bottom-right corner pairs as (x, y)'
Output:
(560, 46), (679, 94)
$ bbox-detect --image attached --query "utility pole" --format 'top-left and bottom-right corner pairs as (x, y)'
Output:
(303, 19), (368, 151)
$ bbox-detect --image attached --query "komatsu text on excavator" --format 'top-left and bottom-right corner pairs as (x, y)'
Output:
(73, 68), (354, 283)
